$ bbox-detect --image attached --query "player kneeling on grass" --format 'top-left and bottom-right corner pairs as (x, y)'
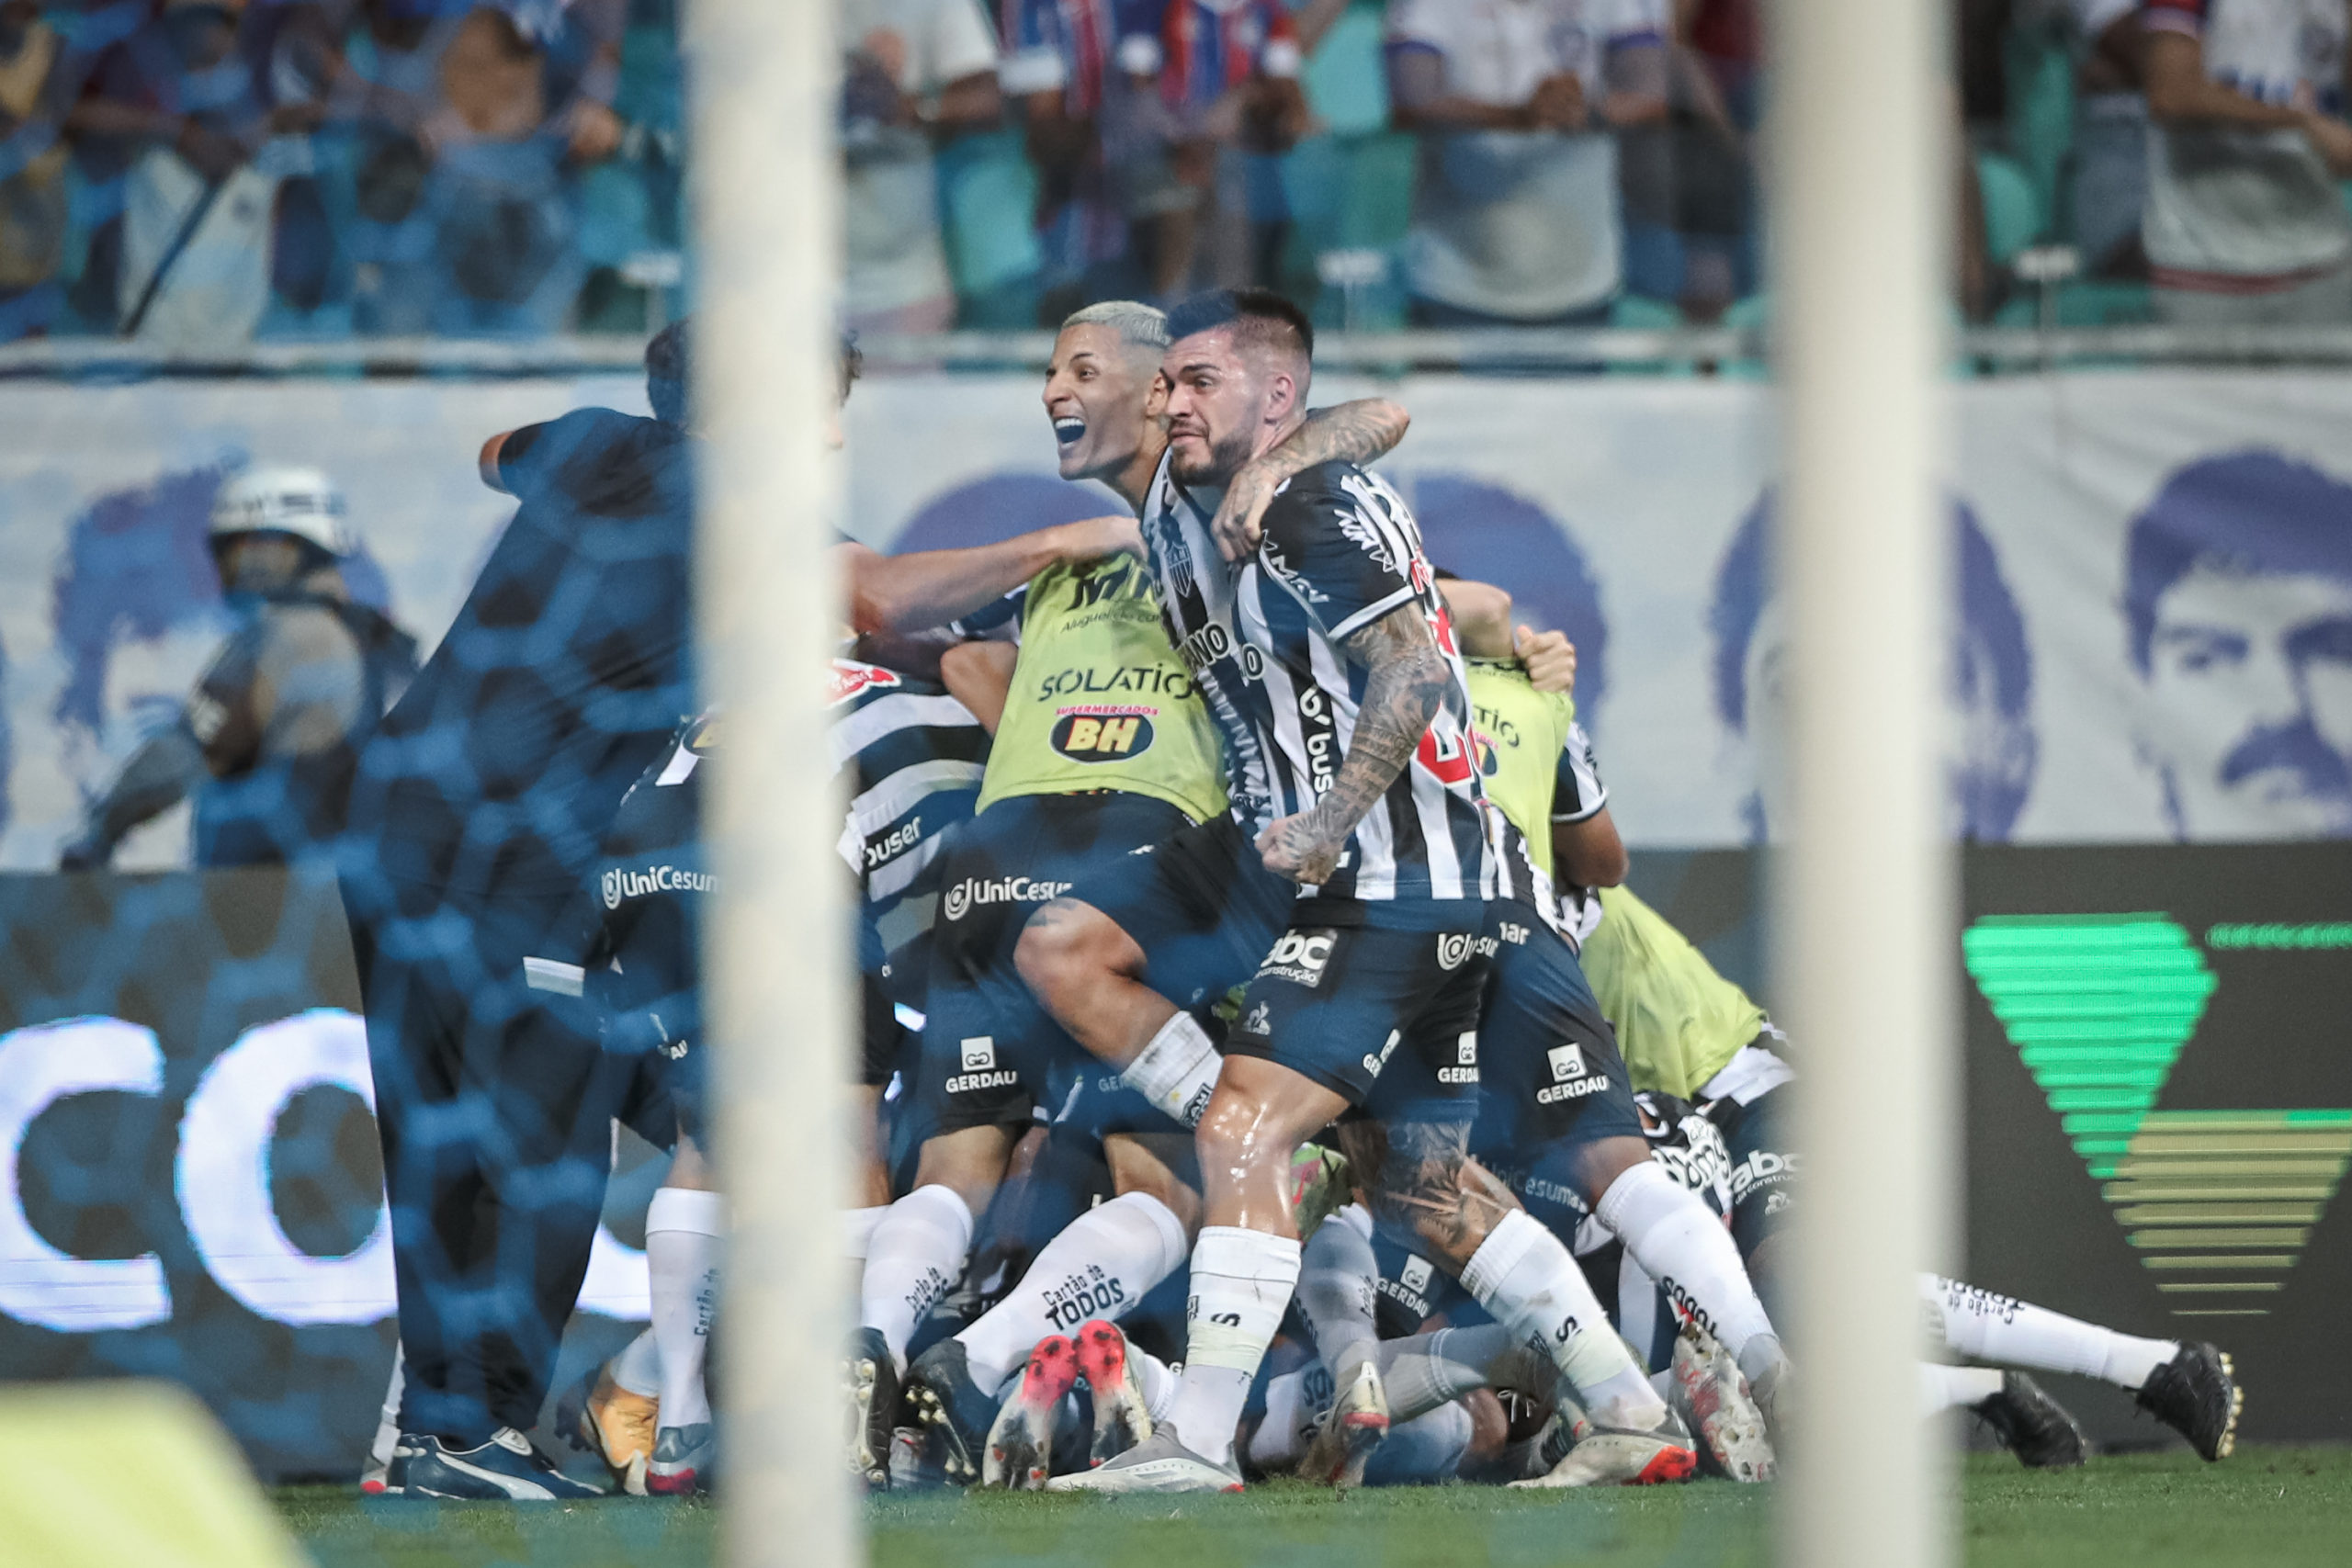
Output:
(1578, 882), (2245, 1466)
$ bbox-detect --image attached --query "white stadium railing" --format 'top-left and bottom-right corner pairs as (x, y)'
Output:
(6, 323), (2352, 378)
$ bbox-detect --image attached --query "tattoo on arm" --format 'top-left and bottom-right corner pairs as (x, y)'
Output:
(1271, 399), (1410, 474)
(1292, 606), (1450, 850)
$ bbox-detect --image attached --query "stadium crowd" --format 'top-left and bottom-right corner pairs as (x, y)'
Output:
(74, 285), (2252, 1497)
(2, 0), (2348, 344)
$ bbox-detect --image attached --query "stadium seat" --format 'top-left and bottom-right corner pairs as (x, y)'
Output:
(1607, 293), (1694, 378)
(940, 129), (1046, 329)
(1974, 152), (2046, 266)
(2004, 23), (2076, 235)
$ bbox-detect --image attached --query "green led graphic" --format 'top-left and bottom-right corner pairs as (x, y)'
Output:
(1966, 915), (2352, 1318)
(2109, 1111), (2352, 1316)
(1963, 914), (2216, 1179)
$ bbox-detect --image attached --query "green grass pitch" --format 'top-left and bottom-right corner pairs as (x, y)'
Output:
(278, 1446), (2352, 1568)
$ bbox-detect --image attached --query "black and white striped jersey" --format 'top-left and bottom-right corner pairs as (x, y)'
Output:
(828, 658), (989, 911)
(1138, 453), (1488, 907)
(1481, 722), (1608, 951)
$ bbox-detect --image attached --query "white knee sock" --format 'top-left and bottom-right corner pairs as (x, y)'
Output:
(1166, 1225), (1302, 1465)
(646, 1188), (726, 1429)
(1380, 1324), (1545, 1424)
(859, 1185), (974, 1373)
(1296, 1208), (1382, 1388)
(844, 1206), (888, 1264)
(1248, 1368), (1318, 1471)
(1463, 1209), (1668, 1431)
(1121, 1012), (1223, 1128)
(611, 1326), (662, 1399)
(1924, 1275), (2176, 1391)
(1598, 1160), (1784, 1382)
(369, 1349), (405, 1466)
(1132, 1344), (1179, 1421)
(955, 1191), (1189, 1394)
(1920, 1362), (2005, 1416)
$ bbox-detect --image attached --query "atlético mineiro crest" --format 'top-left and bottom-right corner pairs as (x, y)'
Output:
(827, 660), (901, 707)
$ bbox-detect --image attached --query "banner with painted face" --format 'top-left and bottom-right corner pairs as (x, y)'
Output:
(847, 368), (2352, 848)
(1, 370), (2351, 861)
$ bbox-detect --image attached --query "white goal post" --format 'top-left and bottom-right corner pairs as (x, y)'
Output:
(691, 1), (859, 1566)
(1775, 0), (1954, 1566)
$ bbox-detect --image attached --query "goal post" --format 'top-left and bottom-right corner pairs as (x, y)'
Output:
(689, 2), (858, 1566)
(1774, 1), (1955, 1566)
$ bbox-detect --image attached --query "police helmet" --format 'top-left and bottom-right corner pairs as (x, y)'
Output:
(209, 467), (355, 558)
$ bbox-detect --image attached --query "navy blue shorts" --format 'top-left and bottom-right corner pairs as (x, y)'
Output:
(1227, 917), (1489, 1114)
(913, 791), (1196, 1139)
(1471, 902), (1645, 1157)
(1070, 812), (1294, 1015)
(1709, 1081), (1795, 1262)
(1365, 1226), (1481, 1337)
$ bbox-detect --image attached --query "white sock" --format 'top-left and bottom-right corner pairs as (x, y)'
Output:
(845, 1206), (888, 1264)
(1248, 1369), (1317, 1470)
(1598, 1160), (1784, 1382)
(1166, 1225), (1302, 1465)
(1296, 1209), (1382, 1388)
(1920, 1362), (2006, 1416)
(646, 1188), (726, 1429)
(859, 1184), (974, 1373)
(1132, 1345), (1180, 1421)
(1924, 1275), (2176, 1391)
(1464, 1209), (1668, 1430)
(1381, 1324), (1542, 1423)
(611, 1327), (662, 1399)
(1121, 1012), (1223, 1128)
(369, 1349), (405, 1466)
(955, 1191), (1188, 1393)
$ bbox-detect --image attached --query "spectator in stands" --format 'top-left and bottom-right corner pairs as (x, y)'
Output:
(1120, 0), (1308, 298)
(1385, 0), (1669, 328)
(2036, 0), (2147, 278)
(1620, 0), (1756, 319)
(327, 0), (623, 335)
(2125, 452), (2352, 840)
(1001, 0), (1125, 316)
(0, 0), (69, 340)
(842, 0), (1001, 335)
(2139, 0), (2352, 324)
(62, 0), (295, 340)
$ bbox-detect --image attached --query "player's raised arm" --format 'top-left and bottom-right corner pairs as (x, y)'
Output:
(1209, 397), (1412, 561)
(836, 516), (1140, 635)
(1258, 602), (1454, 884)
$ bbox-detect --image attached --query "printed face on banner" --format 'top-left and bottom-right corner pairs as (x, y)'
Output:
(1712, 493), (2039, 842)
(2125, 452), (2352, 840)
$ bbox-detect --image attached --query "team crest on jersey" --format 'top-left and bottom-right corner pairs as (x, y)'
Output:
(1050, 705), (1157, 761)
(826, 660), (900, 707)
(684, 713), (721, 754)
(1471, 726), (1500, 778)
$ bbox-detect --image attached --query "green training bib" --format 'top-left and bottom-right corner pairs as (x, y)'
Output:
(1465, 658), (1577, 880)
(978, 556), (1229, 823)
(1579, 885), (1769, 1100)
